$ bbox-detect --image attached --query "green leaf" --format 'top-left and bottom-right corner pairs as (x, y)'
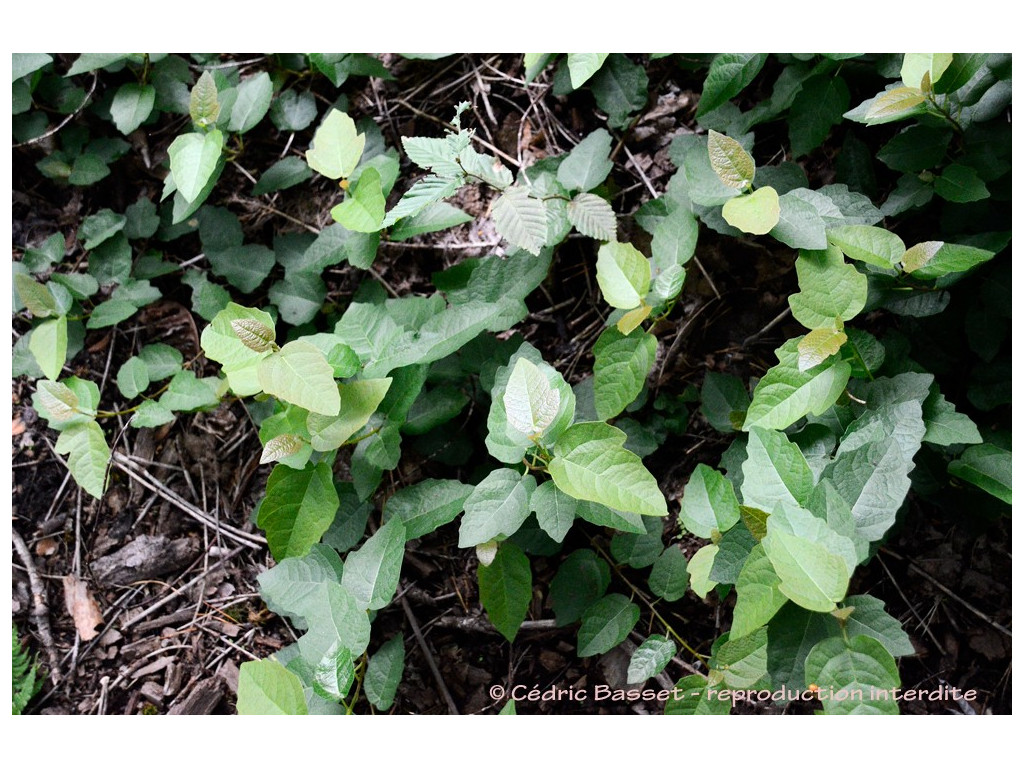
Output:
(478, 542), (532, 642)
(382, 175), (463, 228)
(528, 480), (577, 543)
(342, 518), (405, 611)
(228, 72), (273, 134)
(789, 246), (867, 330)
(651, 205), (698, 274)
(627, 635), (676, 685)
(131, 400), (175, 428)
(270, 88), (318, 131)
(903, 241), (994, 279)
(23, 233), (66, 274)
(491, 185), (547, 256)
(257, 462), (340, 561)
(29, 316), (67, 380)
(258, 341), (340, 417)
(589, 54), (648, 128)
(80, 209), (127, 251)
(934, 164), (990, 203)
(798, 328), (848, 372)
(168, 130), (223, 204)
(592, 327), (655, 421)
(86, 299), (137, 329)
(55, 420), (109, 499)
(311, 642), (355, 701)
(383, 479), (473, 540)
(789, 74), (849, 157)
(36, 380), (80, 422)
(189, 71), (220, 127)
(306, 378), (392, 452)
(237, 658), (307, 715)
(687, 544), (719, 599)
(503, 357), (561, 437)
(365, 635), (405, 711)
(769, 192), (827, 250)
(257, 544), (345, 629)
(804, 636), (900, 714)
(649, 546), (689, 602)
(306, 109), (365, 179)
(863, 86), (926, 122)
(109, 83), (155, 135)
(732, 544), (787, 638)
(709, 627), (770, 689)
(843, 595), (915, 657)
(707, 130), (755, 189)
(877, 126), (952, 172)
(921, 388), (982, 446)
(948, 444), (1011, 504)
(388, 202), (472, 241)
(549, 549), (611, 626)
(722, 187), (780, 235)
(741, 426), (813, 513)
(567, 53), (608, 89)
(116, 357), (150, 399)
(577, 594), (640, 657)
(66, 53), (127, 76)
(762, 527), (849, 613)
(901, 53), (953, 90)
(332, 167), (385, 233)
(664, 675), (732, 715)
(549, 422), (667, 517)
(157, 370), (219, 413)
(12, 53), (52, 80)
(297, 582), (371, 663)
(821, 438), (913, 541)
(567, 192), (616, 241)
(458, 468), (536, 548)
(698, 54), (768, 117)
(596, 241), (650, 310)
(557, 128), (614, 192)
(610, 516), (663, 568)
(253, 156), (313, 195)
(700, 372), (749, 433)
(680, 464), (740, 539)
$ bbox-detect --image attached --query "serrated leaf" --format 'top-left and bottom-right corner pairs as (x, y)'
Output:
(189, 71), (220, 127)
(788, 245), (867, 331)
(707, 130), (755, 189)
(864, 87), (925, 121)
(948, 444), (1011, 504)
(384, 479), (473, 540)
(491, 185), (547, 256)
(332, 167), (385, 232)
(798, 328), (848, 371)
(805, 636), (900, 714)
(567, 53), (608, 89)
(306, 109), (365, 180)
(680, 464), (740, 539)
(257, 463), (340, 561)
(596, 241), (650, 310)
(478, 542), (532, 642)
(55, 420), (109, 499)
(722, 187), (780, 235)
(549, 422), (666, 517)
(627, 635), (676, 685)
(365, 635), (405, 711)
(503, 357), (561, 436)
(109, 83), (155, 135)
(743, 338), (852, 431)
(567, 192), (616, 240)
(342, 518), (405, 611)
(557, 128), (614, 192)
(458, 468), (536, 548)
(577, 594), (640, 657)
(237, 658), (307, 715)
(168, 130), (223, 204)
(258, 341), (340, 417)
(29, 316), (68, 380)
(382, 176), (463, 227)
(229, 72), (273, 134)
(401, 135), (462, 177)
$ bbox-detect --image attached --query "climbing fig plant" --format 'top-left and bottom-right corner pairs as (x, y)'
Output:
(16, 53), (1010, 715)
